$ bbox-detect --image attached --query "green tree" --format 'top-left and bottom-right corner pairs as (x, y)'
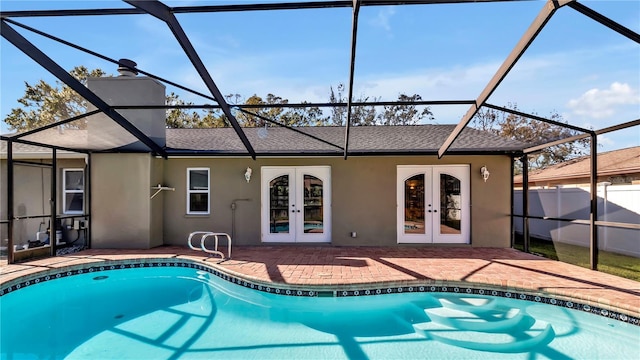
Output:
(328, 83), (346, 126)
(328, 83), (380, 126)
(378, 94), (434, 125)
(471, 103), (589, 170)
(4, 66), (224, 131)
(4, 66), (107, 132)
(165, 92), (227, 128)
(279, 102), (328, 127)
(235, 94), (286, 127)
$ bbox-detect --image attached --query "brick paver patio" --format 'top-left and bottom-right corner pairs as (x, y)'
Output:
(1, 246), (638, 317)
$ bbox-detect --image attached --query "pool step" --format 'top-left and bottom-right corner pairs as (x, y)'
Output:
(423, 306), (531, 332)
(413, 319), (555, 353)
(437, 296), (500, 314)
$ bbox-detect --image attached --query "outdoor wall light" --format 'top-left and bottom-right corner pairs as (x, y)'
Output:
(245, 167), (253, 183)
(480, 166), (490, 182)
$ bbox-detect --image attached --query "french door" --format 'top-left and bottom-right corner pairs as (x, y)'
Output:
(261, 166), (331, 243)
(397, 165), (470, 244)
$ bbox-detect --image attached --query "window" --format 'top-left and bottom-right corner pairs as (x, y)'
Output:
(63, 168), (84, 214)
(187, 168), (210, 214)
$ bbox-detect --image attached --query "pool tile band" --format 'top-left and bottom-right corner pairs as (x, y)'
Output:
(1, 258), (638, 326)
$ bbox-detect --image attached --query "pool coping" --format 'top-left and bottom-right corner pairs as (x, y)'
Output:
(2, 257), (638, 327)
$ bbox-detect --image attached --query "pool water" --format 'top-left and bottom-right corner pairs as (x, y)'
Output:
(1, 267), (638, 359)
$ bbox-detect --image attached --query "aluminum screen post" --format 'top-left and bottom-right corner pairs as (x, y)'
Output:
(522, 155), (530, 254)
(7, 140), (14, 264)
(51, 148), (57, 256)
(589, 134), (598, 270)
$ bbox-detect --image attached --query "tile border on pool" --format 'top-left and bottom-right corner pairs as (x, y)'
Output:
(1, 258), (638, 326)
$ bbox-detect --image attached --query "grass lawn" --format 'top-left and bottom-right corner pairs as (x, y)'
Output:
(514, 238), (640, 282)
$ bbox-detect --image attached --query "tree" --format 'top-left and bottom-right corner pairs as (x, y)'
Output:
(165, 92), (227, 128)
(378, 94), (434, 125)
(328, 83), (380, 126)
(279, 102), (328, 127)
(328, 83), (346, 126)
(235, 94), (286, 127)
(471, 103), (590, 170)
(3, 67), (226, 131)
(4, 66), (107, 132)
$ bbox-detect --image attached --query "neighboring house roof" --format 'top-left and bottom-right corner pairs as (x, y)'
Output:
(513, 146), (640, 185)
(2, 125), (527, 157)
(166, 125), (527, 156)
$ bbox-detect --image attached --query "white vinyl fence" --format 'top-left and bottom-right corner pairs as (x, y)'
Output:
(514, 183), (640, 258)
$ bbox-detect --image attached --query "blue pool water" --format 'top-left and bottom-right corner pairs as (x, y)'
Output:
(1, 266), (638, 359)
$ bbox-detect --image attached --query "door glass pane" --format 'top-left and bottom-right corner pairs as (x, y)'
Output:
(270, 175), (289, 233)
(440, 174), (461, 234)
(405, 174), (425, 234)
(303, 175), (323, 233)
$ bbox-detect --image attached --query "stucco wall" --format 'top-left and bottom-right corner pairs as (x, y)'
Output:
(0, 157), (86, 248)
(161, 155), (513, 247)
(91, 153), (155, 248)
(150, 157), (164, 248)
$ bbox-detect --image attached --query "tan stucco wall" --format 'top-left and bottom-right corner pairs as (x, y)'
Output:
(162, 155), (513, 248)
(150, 157), (164, 248)
(91, 153), (157, 248)
(87, 76), (166, 149)
(0, 158), (86, 247)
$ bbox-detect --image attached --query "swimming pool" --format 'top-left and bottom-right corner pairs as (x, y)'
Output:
(1, 262), (638, 359)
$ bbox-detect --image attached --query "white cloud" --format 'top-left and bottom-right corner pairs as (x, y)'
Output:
(369, 7), (396, 32)
(567, 82), (640, 119)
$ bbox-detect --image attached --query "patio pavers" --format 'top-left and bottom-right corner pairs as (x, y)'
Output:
(1, 245), (638, 317)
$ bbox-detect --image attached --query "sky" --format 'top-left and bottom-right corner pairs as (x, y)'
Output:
(1, 0), (638, 153)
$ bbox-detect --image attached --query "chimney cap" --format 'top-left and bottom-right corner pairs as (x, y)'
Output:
(117, 59), (138, 76)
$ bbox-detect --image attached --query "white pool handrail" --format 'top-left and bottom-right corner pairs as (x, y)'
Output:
(187, 231), (231, 260)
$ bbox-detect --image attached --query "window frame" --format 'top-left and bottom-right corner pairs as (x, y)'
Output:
(62, 168), (85, 215)
(186, 167), (210, 215)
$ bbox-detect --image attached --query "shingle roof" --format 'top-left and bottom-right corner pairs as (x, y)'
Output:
(513, 146), (640, 184)
(2, 125), (527, 157)
(166, 125), (527, 155)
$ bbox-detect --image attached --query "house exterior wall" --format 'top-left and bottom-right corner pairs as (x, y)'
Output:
(0, 157), (86, 249)
(150, 156), (164, 248)
(161, 155), (513, 247)
(87, 76), (166, 150)
(91, 153), (161, 249)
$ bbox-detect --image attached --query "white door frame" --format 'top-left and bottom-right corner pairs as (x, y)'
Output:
(261, 166), (331, 243)
(397, 165), (470, 244)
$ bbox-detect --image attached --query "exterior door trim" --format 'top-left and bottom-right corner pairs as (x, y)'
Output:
(397, 165), (470, 244)
(261, 166), (331, 243)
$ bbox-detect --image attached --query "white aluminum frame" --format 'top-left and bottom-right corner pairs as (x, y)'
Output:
(186, 167), (210, 215)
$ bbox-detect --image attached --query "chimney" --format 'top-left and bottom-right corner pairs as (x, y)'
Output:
(87, 59), (166, 150)
(117, 58), (139, 77)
